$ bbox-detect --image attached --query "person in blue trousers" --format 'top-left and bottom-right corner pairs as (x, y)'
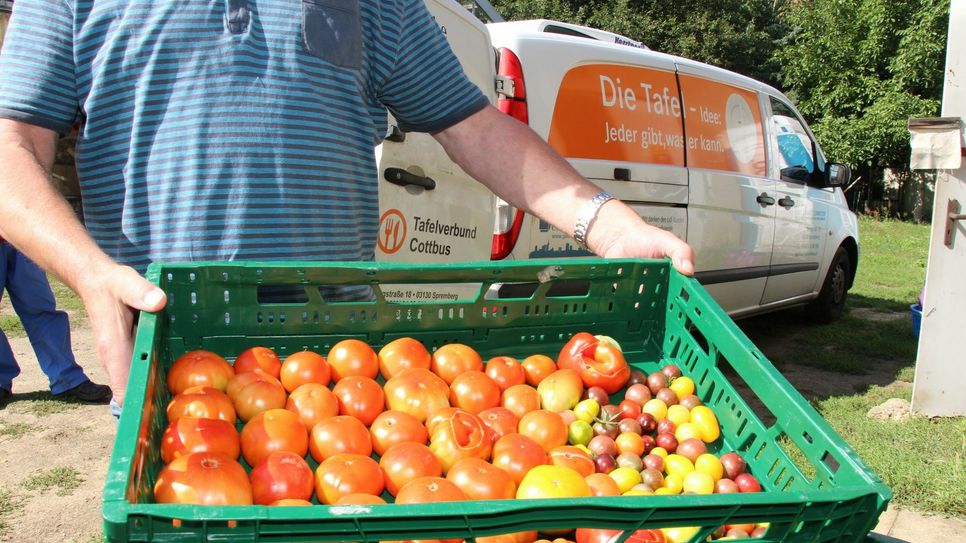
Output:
(0, 239), (111, 408)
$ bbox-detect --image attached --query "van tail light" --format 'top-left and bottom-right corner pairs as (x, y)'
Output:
(492, 48), (528, 260)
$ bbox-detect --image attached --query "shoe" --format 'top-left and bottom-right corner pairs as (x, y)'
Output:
(0, 388), (10, 409)
(53, 380), (112, 404)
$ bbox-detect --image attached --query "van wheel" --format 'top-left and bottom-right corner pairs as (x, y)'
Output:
(806, 247), (850, 323)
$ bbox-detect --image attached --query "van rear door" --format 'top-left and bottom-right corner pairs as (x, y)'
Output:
(374, 0), (497, 273)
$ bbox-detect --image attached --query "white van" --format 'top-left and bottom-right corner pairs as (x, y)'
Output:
(376, 1), (858, 323)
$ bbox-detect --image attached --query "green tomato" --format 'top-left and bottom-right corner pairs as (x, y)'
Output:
(568, 420), (594, 446)
(573, 398), (600, 423)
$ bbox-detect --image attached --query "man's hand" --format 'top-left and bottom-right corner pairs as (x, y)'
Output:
(585, 200), (695, 276)
(78, 265), (167, 406)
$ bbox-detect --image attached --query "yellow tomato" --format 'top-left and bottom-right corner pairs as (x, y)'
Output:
(608, 467), (643, 494)
(653, 486), (676, 495)
(516, 465), (591, 499)
(694, 453), (724, 481)
(666, 404), (691, 427)
(641, 399), (668, 422)
(669, 376), (695, 400)
(662, 473), (684, 494)
(689, 406), (721, 443)
(674, 422), (702, 443)
(662, 526), (699, 543)
(664, 454), (694, 477)
(682, 470), (715, 494)
(573, 399), (600, 423)
(622, 488), (653, 496)
(649, 446), (669, 459)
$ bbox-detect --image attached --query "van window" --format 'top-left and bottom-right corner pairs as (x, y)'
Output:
(678, 74), (766, 176)
(769, 97), (817, 183)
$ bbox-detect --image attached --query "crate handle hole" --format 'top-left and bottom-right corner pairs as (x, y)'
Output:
(821, 451), (840, 474)
(257, 285), (309, 304)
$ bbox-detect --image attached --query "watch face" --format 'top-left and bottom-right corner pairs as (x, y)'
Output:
(725, 93), (758, 164)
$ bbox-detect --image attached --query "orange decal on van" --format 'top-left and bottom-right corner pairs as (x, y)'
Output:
(378, 209), (407, 254)
(679, 75), (766, 176)
(548, 65), (685, 166)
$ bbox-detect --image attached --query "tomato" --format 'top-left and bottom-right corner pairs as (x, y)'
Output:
(476, 532), (538, 543)
(233, 346), (282, 379)
(370, 410), (429, 456)
(520, 354), (556, 386)
(335, 493), (388, 505)
(575, 528), (666, 543)
(477, 407), (519, 444)
(394, 476), (467, 504)
(431, 343), (483, 385)
(573, 399), (601, 423)
(449, 371), (501, 415)
(536, 369), (584, 413)
(240, 408), (309, 467)
(428, 409), (492, 474)
(682, 470), (715, 494)
(154, 451), (252, 505)
(272, 498), (313, 506)
(226, 369), (287, 422)
(668, 376), (695, 400)
(327, 339), (379, 381)
(485, 356), (526, 391)
(516, 465), (591, 499)
(688, 406), (720, 443)
(161, 416), (240, 464)
(584, 472), (622, 496)
(446, 457), (516, 500)
(608, 466), (642, 493)
(309, 415), (373, 462)
(502, 384), (541, 420)
(167, 386), (237, 424)
(548, 445), (595, 477)
(491, 433), (548, 485)
(378, 337), (432, 379)
(315, 453), (384, 504)
(618, 399), (642, 421)
(279, 350), (331, 392)
(285, 382), (339, 430)
(615, 432), (645, 457)
(249, 451), (314, 505)
(378, 442), (442, 496)
(518, 409), (568, 452)
(167, 350), (234, 395)
(333, 375), (385, 426)
(384, 368), (451, 423)
(556, 333), (630, 394)
(425, 406), (462, 436)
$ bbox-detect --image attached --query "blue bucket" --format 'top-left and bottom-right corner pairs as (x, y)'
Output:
(910, 303), (923, 338)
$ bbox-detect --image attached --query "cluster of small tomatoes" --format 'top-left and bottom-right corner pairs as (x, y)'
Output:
(155, 332), (766, 543)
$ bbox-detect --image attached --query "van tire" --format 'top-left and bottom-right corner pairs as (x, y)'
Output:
(806, 246), (850, 323)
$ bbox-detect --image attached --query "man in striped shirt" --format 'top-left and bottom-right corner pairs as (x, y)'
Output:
(0, 0), (694, 407)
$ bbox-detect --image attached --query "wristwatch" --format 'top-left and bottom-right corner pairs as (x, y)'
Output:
(573, 191), (614, 249)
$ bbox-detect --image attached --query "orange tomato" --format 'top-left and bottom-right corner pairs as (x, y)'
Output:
(327, 339), (379, 381)
(161, 416), (240, 464)
(585, 472), (622, 496)
(378, 337), (432, 379)
(167, 350), (234, 395)
(233, 346), (282, 379)
(240, 408), (309, 467)
(285, 382), (339, 430)
(167, 386), (237, 424)
(309, 415), (372, 462)
(446, 457), (516, 500)
(520, 354), (556, 386)
(154, 451), (252, 505)
(249, 451), (314, 505)
(370, 410), (429, 457)
(384, 368), (451, 423)
(491, 433), (548, 485)
(501, 384), (541, 420)
(485, 356), (526, 391)
(226, 369), (287, 422)
(477, 407), (519, 444)
(431, 343), (483, 385)
(394, 476), (467, 504)
(314, 453), (384, 505)
(428, 409), (492, 474)
(279, 350), (331, 392)
(335, 493), (387, 505)
(518, 409), (568, 452)
(548, 445), (596, 477)
(378, 442), (442, 496)
(449, 371), (501, 415)
(333, 375), (385, 426)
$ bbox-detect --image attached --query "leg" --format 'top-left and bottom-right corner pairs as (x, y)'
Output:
(0, 244), (22, 392)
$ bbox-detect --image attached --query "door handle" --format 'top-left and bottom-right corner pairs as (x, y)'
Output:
(384, 168), (436, 190)
(756, 193), (775, 206)
(778, 196), (795, 208)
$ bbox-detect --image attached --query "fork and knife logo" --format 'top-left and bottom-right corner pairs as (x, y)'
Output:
(378, 209), (407, 254)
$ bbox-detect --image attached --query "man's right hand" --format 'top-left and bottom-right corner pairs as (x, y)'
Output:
(79, 265), (167, 407)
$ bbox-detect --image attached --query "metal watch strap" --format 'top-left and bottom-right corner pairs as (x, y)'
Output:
(573, 191), (614, 249)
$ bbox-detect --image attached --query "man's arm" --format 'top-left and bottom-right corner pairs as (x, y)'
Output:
(433, 106), (695, 274)
(0, 119), (166, 405)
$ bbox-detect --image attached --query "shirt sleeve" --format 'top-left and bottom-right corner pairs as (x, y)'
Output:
(0, 0), (79, 132)
(378, 0), (489, 134)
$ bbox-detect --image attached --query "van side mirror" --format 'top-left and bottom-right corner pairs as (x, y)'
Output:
(826, 163), (851, 187)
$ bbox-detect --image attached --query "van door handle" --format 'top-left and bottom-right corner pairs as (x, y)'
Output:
(384, 168), (436, 190)
(778, 196), (795, 208)
(756, 193), (775, 206)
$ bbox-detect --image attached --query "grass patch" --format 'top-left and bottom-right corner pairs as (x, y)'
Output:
(0, 487), (24, 538)
(0, 314), (24, 338)
(12, 392), (80, 416)
(0, 421), (36, 440)
(22, 466), (84, 497)
(47, 275), (85, 313)
(850, 217), (931, 310)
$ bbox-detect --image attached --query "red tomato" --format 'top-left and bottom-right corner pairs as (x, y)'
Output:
(167, 350), (234, 395)
(485, 356), (526, 391)
(618, 399), (642, 421)
(327, 339), (379, 381)
(431, 343), (483, 385)
(491, 433), (548, 485)
(394, 476), (467, 504)
(314, 453), (384, 505)
(428, 409), (492, 474)
(249, 451), (314, 505)
(332, 375), (385, 426)
(585, 472), (622, 496)
(501, 384), (541, 420)
(384, 368), (451, 423)
(285, 382), (339, 430)
(556, 333), (630, 394)
(378, 337), (432, 379)
(476, 532), (539, 543)
(233, 346), (282, 379)
(378, 442), (442, 496)
(370, 410), (429, 457)
(575, 528), (665, 543)
(309, 415), (372, 462)
(449, 371), (501, 415)
(240, 408), (309, 467)
(279, 350), (331, 392)
(446, 457), (516, 500)
(154, 451), (252, 505)
(167, 386), (237, 424)
(548, 446), (596, 477)
(520, 354), (557, 386)
(518, 409), (568, 452)
(477, 407), (519, 444)
(226, 369), (287, 422)
(161, 416), (240, 464)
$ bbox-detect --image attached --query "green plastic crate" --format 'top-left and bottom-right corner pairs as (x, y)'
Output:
(103, 258), (890, 543)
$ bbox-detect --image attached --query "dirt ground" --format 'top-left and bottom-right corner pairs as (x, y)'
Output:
(0, 300), (960, 542)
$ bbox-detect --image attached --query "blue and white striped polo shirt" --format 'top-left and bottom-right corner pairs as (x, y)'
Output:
(0, 0), (488, 274)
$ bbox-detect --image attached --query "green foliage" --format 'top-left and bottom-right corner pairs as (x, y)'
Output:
(22, 466), (84, 496)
